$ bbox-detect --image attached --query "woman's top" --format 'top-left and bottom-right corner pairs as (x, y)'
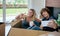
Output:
(42, 16), (55, 21)
(22, 18), (41, 29)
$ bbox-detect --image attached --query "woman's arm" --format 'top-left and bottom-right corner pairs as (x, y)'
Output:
(35, 18), (41, 22)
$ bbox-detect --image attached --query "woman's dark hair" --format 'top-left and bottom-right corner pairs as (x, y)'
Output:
(40, 8), (51, 17)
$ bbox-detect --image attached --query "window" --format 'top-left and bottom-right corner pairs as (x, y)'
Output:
(0, 0), (28, 22)
(5, 0), (28, 22)
(0, 0), (3, 22)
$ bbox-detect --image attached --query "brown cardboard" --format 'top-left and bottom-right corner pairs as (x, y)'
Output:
(0, 22), (5, 36)
(11, 19), (22, 28)
(10, 19), (21, 27)
(39, 32), (60, 36)
(8, 28), (48, 36)
(8, 19), (48, 36)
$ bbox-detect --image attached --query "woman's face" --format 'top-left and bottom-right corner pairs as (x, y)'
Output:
(28, 10), (33, 17)
(42, 11), (49, 18)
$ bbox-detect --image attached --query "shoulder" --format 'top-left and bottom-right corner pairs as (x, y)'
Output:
(49, 16), (56, 20)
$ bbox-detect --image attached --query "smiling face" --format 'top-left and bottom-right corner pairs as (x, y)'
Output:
(42, 11), (49, 18)
(28, 9), (34, 17)
(41, 8), (51, 18)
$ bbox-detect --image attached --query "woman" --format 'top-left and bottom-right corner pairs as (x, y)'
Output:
(22, 9), (41, 30)
(40, 8), (58, 31)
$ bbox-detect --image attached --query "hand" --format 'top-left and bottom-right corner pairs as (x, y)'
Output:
(47, 20), (57, 29)
(16, 15), (20, 19)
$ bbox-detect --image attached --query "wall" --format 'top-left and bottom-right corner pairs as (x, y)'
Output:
(28, 0), (45, 18)
(46, 0), (60, 7)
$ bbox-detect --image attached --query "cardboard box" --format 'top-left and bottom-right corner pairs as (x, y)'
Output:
(8, 28), (48, 36)
(0, 22), (5, 36)
(39, 32), (60, 36)
(10, 19), (21, 27)
(8, 19), (48, 36)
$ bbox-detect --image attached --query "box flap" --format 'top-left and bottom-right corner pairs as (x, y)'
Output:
(39, 32), (60, 36)
(10, 19), (21, 27)
(8, 28), (48, 36)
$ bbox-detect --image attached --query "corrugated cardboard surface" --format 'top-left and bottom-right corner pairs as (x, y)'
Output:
(8, 28), (48, 36)
(10, 19), (21, 27)
(8, 19), (48, 36)
(39, 32), (60, 36)
(0, 23), (5, 36)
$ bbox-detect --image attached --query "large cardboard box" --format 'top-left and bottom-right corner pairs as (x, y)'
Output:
(8, 19), (48, 36)
(39, 32), (60, 36)
(0, 22), (5, 36)
(8, 28), (48, 36)
(10, 19), (21, 27)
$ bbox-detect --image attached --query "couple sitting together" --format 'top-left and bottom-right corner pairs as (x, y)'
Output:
(16, 8), (58, 32)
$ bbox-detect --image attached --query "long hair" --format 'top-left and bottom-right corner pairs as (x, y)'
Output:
(30, 9), (36, 20)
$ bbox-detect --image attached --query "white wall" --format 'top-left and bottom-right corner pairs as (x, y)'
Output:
(28, 0), (45, 18)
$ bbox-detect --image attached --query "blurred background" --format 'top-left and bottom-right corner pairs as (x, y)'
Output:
(0, 0), (60, 36)
(0, 0), (60, 23)
(0, 0), (28, 22)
